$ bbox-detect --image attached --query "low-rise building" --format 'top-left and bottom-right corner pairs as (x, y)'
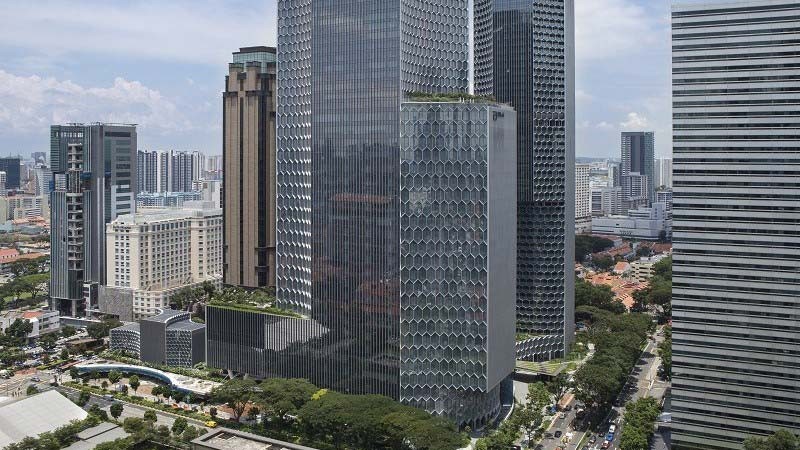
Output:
(630, 254), (668, 282)
(101, 201), (222, 319)
(591, 202), (671, 241)
(0, 309), (59, 341)
(110, 310), (205, 367)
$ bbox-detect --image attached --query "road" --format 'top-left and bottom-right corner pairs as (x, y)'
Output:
(529, 326), (667, 450)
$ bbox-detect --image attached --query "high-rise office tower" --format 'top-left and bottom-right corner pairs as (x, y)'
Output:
(655, 157), (673, 188)
(0, 158), (21, 190)
(208, 0), (516, 426)
(671, 1), (800, 448)
(137, 150), (203, 194)
(575, 164), (591, 233)
(49, 124), (137, 317)
(621, 131), (655, 204)
(494, 0), (576, 361)
(222, 46), (276, 289)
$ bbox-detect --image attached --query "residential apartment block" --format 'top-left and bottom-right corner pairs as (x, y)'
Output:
(621, 131), (655, 205)
(671, 1), (800, 448)
(575, 163), (591, 233)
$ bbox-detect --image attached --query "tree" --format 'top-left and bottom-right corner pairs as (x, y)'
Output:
(171, 417), (188, 435)
(575, 279), (626, 314)
(38, 332), (58, 350)
(88, 404), (108, 420)
(77, 390), (91, 407)
(108, 370), (122, 385)
(6, 318), (33, 341)
(156, 425), (171, 438)
(143, 410), (158, 423)
(110, 402), (124, 420)
(575, 235), (614, 262)
(209, 406), (217, 418)
(60, 348), (70, 360)
(128, 375), (140, 394)
(515, 403), (544, 447)
(545, 374), (569, 406)
(210, 378), (257, 422)
(182, 426), (201, 442)
(26, 385), (38, 395)
(0, 348), (24, 366)
(592, 255), (614, 272)
(744, 429), (799, 450)
(658, 332), (672, 380)
(21, 273), (48, 299)
(61, 325), (77, 338)
(101, 381), (109, 390)
(69, 367), (79, 380)
(122, 417), (149, 434)
(256, 378), (317, 422)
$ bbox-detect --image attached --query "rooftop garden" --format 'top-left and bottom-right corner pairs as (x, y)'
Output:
(206, 287), (304, 318)
(406, 90), (497, 103)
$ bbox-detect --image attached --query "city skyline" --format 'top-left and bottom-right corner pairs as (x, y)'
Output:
(0, 0), (672, 159)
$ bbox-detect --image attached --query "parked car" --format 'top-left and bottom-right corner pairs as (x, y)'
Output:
(609, 424), (617, 434)
(601, 441), (611, 449)
(560, 412), (567, 419)
(554, 431), (562, 438)
(589, 435), (597, 444)
(204, 420), (218, 428)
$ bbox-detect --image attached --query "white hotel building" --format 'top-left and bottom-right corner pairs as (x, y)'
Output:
(105, 201), (222, 318)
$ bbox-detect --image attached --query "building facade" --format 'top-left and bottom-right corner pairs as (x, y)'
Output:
(223, 46), (277, 289)
(135, 191), (202, 208)
(671, 1), (800, 448)
(591, 202), (670, 241)
(209, 0), (515, 426)
(655, 157), (673, 188)
(49, 124), (137, 317)
(621, 131), (655, 204)
(398, 101), (517, 424)
(104, 202), (222, 319)
(110, 310), (205, 367)
(575, 163), (591, 233)
(0, 158), (21, 190)
(494, 0), (576, 361)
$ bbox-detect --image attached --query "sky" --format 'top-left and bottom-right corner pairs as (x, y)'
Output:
(0, 0), (674, 159)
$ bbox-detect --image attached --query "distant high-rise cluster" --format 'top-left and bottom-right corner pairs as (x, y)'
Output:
(207, 0), (574, 425)
(671, 1), (800, 447)
(137, 149), (204, 194)
(575, 164), (591, 233)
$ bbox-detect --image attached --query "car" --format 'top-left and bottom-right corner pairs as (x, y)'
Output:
(582, 446), (590, 450)
(601, 441), (611, 449)
(609, 424), (617, 433)
(554, 431), (563, 438)
(560, 412), (567, 419)
(103, 394), (114, 400)
(606, 433), (615, 442)
(565, 404), (572, 411)
(30, 376), (40, 382)
(589, 435), (597, 444)
(204, 420), (218, 428)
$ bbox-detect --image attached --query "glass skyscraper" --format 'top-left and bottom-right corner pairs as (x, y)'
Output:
(671, 1), (800, 448)
(208, 0), (517, 426)
(493, 0), (575, 361)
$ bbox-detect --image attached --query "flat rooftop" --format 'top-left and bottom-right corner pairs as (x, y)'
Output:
(193, 429), (317, 450)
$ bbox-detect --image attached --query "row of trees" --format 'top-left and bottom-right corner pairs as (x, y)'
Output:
(618, 397), (660, 450)
(744, 429), (799, 450)
(209, 377), (468, 450)
(477, 382), (552, 449)
(572, 307), (653, 408)
(657, 327), (671, 380)
(3, 415), (103, 450)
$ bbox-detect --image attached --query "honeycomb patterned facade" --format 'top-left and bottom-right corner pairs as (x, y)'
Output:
(400, 102), (516, 426)
(270, 0), (512, 420)
(494, 0), (575, 361)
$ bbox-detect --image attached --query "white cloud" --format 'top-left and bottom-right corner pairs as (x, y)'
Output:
(0, 1), (277, 66)
(576, 89), (594, 103)
(620, 112), (649, 130)
(595, 121), (614, 130)
(575, 0), (661, 62)
(0, 70), (187, 134)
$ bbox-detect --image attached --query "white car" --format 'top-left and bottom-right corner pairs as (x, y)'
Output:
(609, 424), (617, 434)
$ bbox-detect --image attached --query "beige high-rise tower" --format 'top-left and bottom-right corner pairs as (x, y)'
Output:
(222, 46), (276, 288)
